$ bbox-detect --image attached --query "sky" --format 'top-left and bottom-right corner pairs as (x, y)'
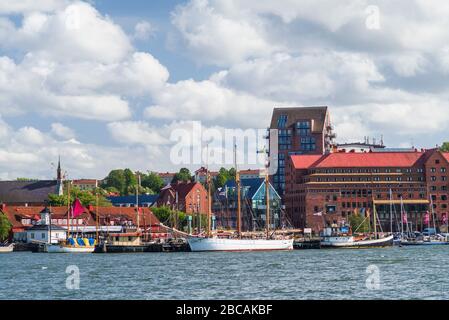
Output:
(0, 0), (448, 180)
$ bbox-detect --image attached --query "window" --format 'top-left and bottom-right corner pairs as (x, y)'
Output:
(31, 233), (35, 239)
(296, 121), (311, 135)
(277, 115), (288, 128)
(42, 233), (46, 239)
(301, 136), (316, 151)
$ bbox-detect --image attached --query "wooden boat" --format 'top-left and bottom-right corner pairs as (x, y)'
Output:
(321, 234), (393, 248)
(45, 238), (95, 253)
(187, 236), (293, 252)
(188, 144), (294, 252)
(0, 243), (14, 253)
(320, 198), (393, 249)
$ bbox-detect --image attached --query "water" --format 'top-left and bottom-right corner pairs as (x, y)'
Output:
(1, 247), (449, 300)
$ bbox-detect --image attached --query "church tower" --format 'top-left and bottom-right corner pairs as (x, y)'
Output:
(56, 156), (64, 196)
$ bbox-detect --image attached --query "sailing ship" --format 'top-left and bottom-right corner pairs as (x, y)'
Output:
(45, 181), (95, 253)
(400, 196), (449, 246)
(187, 144), (294, 252)
(320, 199), (393, 249)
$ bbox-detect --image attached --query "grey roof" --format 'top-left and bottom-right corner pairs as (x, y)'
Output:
(26, 224), (66, 231)
(0, 180), (58, 204)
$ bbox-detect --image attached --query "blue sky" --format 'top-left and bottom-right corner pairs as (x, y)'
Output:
(0, 0), (448, 180)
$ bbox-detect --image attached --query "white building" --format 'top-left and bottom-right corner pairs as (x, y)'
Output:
(25, 207), (67, 244)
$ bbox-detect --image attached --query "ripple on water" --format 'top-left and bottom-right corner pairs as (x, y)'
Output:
(2, 247), (449, 300)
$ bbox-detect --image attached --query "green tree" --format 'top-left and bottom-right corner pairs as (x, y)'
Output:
(349, 214), (371, 233)
(172, 168), (192, 183)
(124, 169), (137, 195)
(48, 187), (112, 207)
(228, 167), (236, 180)
(152, 206), (189, 230)
(141, 172), (164, 193)
(103, 169), (126, 195)
(214, 167), (231, 189)
(441, 142), (449, 153)
(0, 213), (12, 242)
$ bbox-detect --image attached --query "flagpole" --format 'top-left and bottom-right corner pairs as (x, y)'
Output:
(67, 177), (71, 239)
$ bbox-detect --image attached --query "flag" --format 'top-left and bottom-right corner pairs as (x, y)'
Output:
(402, 210), (408, 224)
(442, 213), (448, 225)
(423, 211), (430, 225)
(365, 208), (370, 218)
(71, 198), (84, 218)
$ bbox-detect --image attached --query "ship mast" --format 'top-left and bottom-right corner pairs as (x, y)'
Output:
(67, 176), (71, 239)
(265, 167), (270, 240)
(235, 144), (241, 238)
(206, 144), (212, 238)
(96, 189), (99, 244)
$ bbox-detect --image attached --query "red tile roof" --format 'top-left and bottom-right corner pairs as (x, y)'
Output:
(443, 153), (449, 163)
(1, 206), (160, 229)
(291, 151), (427, 169)
(291, 155), (323, 169)
(240, 169), (261, 175)
(72, 179), (97, 184)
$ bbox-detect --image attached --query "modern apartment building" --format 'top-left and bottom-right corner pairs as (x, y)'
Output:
(269, 106), (336, 196)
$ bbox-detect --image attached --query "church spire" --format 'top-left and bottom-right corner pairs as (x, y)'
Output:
(57, 156), (62, 181)
(56, 156), (64, 196)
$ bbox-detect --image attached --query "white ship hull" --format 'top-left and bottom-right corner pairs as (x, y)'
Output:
(45, 244), (95, 253)
(0, 244), (14, 253)
(321, 235), (394, 248)
(187, 237), (294, 252)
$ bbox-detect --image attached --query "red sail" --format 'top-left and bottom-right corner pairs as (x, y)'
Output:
(72, 198), (84, 218)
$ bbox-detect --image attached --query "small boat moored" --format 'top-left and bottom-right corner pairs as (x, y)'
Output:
(0, 243), (14, 253)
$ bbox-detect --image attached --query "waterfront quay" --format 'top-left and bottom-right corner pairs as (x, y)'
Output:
(1, 107), (449, 250)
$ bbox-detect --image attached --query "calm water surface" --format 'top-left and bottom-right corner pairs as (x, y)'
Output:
(1, 247), (449, 300)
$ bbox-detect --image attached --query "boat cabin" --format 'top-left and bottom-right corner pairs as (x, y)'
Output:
(107, 233), (142, 246)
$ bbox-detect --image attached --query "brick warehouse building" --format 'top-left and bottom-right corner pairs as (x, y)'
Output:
(269, 107), (336, 196)
(285, 149), (449, 233)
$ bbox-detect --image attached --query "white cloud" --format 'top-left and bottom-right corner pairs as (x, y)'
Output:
(51, 123), (75, 139)
(171, 0), (276, 66)
(0, 0), (68, 14)
(144, 79), (279, 128)
(212, 52), (384, 103)
(107, 121), (170, 146)
(0, 2), (132, 64)
(133, 21), (155, 41)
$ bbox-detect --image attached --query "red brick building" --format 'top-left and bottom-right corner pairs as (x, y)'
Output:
(269, 107), (336, 196)
(157, 181), (208, 215)
(285, 149), (449, 233)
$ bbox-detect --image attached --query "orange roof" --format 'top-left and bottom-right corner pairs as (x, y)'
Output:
(72, 179), (97, 184)
(158, 172), (175, 177)
(291, 151), (427, 169)
(1, 206), (160, 229)
(443, 153), (449, 163)
(291, 155), (323, 169)
(240, 169), (261, 175)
